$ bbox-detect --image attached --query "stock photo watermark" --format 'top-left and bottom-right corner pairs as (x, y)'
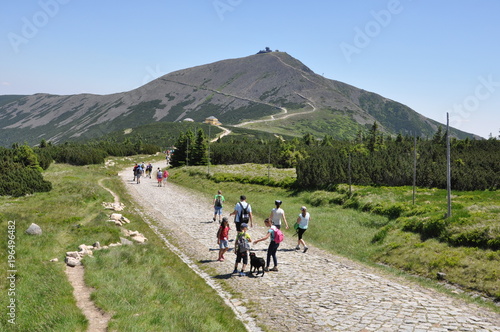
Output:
(142, 65), (166, 85)
(448, 74), (499, 130)
(7, 0), (72, 54)
(340, 0), (405, 63)
(213, 0), (243, 21)
(6, 221), (17, 325)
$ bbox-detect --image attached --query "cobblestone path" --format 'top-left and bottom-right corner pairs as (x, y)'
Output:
(120, 171), (500, 332)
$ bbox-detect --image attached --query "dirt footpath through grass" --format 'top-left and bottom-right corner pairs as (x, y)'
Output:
(120, 169), (500, 332)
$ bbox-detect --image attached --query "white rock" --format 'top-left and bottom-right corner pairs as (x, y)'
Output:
(66, 251), (80, 258)
(130, 234), (148, 243)
(26, 223), (42, 235)
(120, 237), (134, 245)
(110, 213), (122, 221)
(65, 257), (81, 267)
(50, 258), (59, 262)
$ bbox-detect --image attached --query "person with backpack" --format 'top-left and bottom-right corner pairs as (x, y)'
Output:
(253, 218), (284, 272)
(132, 163), (138, 181)
(135, 165), (143, 184)
(216, 217), (230, 261)
(230, 195), (253, 232)
(233, 223), (252, 276)
(295, 206), (310, 253)
(146, 163), (153, 178)
(213, 190), (225, 223)
(156, 168), (163, 187)
(269, 200), (289, 230)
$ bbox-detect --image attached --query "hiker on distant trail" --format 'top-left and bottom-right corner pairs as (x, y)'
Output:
(132, 163), (139, 181)
(135, 165), (143, 184)
(233, 223), (251, 277)
(162, 169), (169, 186)
(213, 190), (225, 223)
(269, 199), (289, 230)
(156, 168), (163, 187)
(230, 195), (253, 232)
(146, 163), (153, 178)
(216, 217), (230, 261)
(295, 206), (310, 253)
(254, 218), (282, 272)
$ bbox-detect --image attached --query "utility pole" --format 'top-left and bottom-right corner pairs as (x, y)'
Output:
(413, 133), (417, 205)
(208, 124), (211, 174)
(267, 145), (271, 181)
(186, 137), (189, 167)
(348, 152), (352, 198)
(446, 113), (452, 218)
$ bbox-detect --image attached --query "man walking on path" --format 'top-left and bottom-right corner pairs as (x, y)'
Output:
(230, 195), (253, 232)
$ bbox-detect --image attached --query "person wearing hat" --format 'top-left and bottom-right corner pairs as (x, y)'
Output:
(216, 217), (230, 261)
(233, 223), (252, 276)
(295, 206), (310, 253)
(269, 200), (289, 230)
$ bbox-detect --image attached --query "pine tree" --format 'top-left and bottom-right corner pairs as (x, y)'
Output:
(192, 129), (208, 165)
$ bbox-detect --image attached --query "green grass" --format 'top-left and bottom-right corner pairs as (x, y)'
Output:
(0, 159), (247, 331)
(168, 163), (500, 310)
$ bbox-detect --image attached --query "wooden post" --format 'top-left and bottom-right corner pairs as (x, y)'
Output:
(413, 133), (417, 205)
(207, 124), (211, 174)
(446, 113), (452, 218)
(267, 145), (271, 181)
(348, 152), (352, 197)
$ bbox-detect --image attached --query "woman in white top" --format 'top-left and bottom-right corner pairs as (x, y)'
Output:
(295, 206), (310, 253)
(269, 200), (289, 230)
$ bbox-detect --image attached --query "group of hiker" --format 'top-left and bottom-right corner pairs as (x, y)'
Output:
(132, 163), (169, 186)
(214, 191), (311, 277)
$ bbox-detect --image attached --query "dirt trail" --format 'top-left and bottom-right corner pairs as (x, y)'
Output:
(64, 178), (116, 332)
(119, 169), (500, 332)
(65, 266), (112, 332)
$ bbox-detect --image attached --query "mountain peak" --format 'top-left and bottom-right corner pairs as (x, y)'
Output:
(0, 54), (475, 147)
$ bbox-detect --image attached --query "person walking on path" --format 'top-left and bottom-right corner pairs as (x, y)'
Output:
(132, 163), (138, 181)
(253, 218), (280, 272)
(162, 169), (169, 187)
(213, 190), (225, 223)
(269, 200), (289, 230)
(295, 206), (310, 253)
(146, 163), (153, 178)
(233, 223), (252, 276)
(230, 195), (253, 232)
(156, 168), (163, 187)
(216, 217), (230, 261)
(135, 165), (143, 184)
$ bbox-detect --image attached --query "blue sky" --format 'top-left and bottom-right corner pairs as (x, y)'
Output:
(1, 0), (499, 138)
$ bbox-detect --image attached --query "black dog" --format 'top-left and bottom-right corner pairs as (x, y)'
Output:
(249, 252), (266, 277)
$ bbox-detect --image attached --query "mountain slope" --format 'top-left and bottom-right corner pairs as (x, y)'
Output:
(0, 52), (475, 147)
